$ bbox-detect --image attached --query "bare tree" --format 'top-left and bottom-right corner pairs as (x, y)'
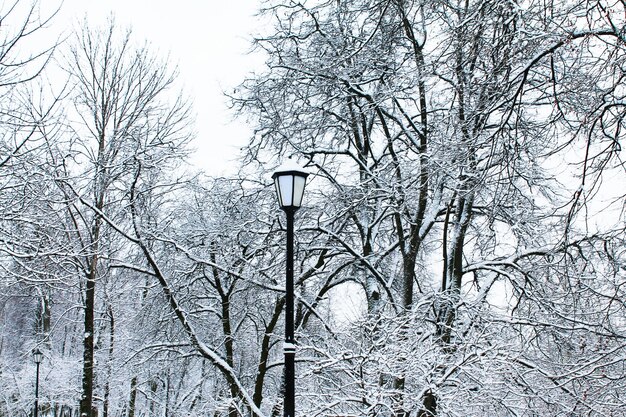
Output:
(57, 20), (193, 417)
(233, 0), (626, 415)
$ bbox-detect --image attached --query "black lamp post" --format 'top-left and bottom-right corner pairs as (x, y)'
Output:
(272, 160), (309, 417)
(33, 348), (43, 417)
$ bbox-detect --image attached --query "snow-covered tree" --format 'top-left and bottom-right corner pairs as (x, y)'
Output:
(233, 0), (626, 415)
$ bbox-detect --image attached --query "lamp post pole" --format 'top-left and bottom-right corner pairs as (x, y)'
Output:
(283, 207), (296, 417)
(272, 160), (309, 417)
(34, 361), (40, 417)
(33, 348), (43, 417)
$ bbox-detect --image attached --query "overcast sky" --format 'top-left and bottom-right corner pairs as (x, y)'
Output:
(55, 0), (263, 175)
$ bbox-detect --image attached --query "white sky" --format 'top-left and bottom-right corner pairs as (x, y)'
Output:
(53, 0), (264, 176)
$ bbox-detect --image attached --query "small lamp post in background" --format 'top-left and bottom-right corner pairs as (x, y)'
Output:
(33, 348), (43, 417)
(272, 160), (309, 417)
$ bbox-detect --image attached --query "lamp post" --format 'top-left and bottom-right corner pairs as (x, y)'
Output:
(33, 348), (43, 417)
(272, 160), (309, 417)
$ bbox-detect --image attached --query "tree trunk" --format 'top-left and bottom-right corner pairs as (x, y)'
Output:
(418, 390), (437, 417)
(127, 376), (137, 417)
(103, 304), (114, 417)
(36, 291), (51, 341)
(79, 253), (98, 417)
(253, 297), (284, 407)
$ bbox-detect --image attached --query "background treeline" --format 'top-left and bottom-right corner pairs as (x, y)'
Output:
(0, 0), (624, 416)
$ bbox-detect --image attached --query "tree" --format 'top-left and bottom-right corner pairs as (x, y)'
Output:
(56, 20), (193, 417)
(0, 2), (63, 416)
(234, 0), (626, 415)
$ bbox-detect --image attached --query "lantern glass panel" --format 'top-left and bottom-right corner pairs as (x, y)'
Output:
(277, 175), (294, 207)
(292, 175), (306, 207)
(274, 177), (284, 207)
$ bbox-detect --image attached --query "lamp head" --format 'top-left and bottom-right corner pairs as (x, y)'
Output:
(272, 160), (309, 211)
(33, 348), (43, 364)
